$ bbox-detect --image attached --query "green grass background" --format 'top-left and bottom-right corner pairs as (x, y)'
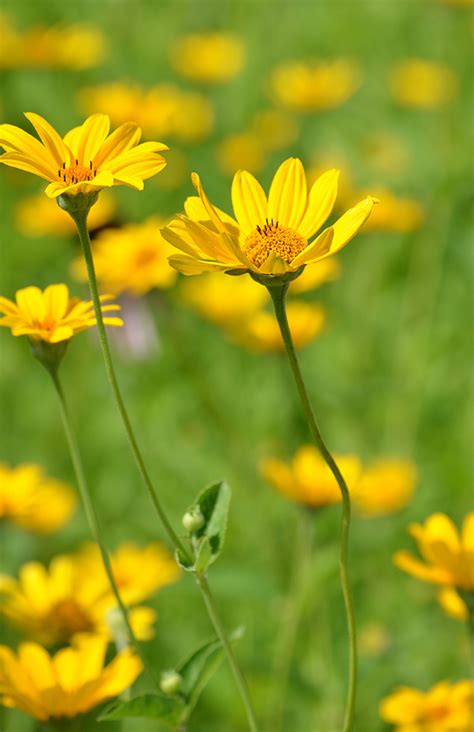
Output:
(0, 0), (472, 730)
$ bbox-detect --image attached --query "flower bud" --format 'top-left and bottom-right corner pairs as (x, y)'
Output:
(182, 507), (205, 533)
(160, 669), (182, 695)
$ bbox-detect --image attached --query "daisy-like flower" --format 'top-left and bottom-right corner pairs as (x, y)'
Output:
(0, 284), (122, 344)
(270, 59), (361, 112)
(162, 158), (377, 279)
(390, 59), (458, 109)
(0, 462), (76, 534)
(394, 512), (474, 591)
(0, 112), (167, 198)
(0, 634), (142, 722)
(352, 459), (418, 517)
(169, 32), (245, 84)
(380, 680), (474, 732)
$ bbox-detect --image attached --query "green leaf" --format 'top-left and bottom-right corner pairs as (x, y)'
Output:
(193, 480), (231, 569)
(194, 536), (213, 574)
(98, 693), (184, 725)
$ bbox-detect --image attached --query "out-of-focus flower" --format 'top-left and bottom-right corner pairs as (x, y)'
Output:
(169, 32), (245, 84)
(362, 132), (410, 176)
(260, 446), (362, 508)
(229, 301), (325, 352)
(0, 634), (142, 721)
(0, 542), (179, 645)
(380, 681), (474, 732)
(345, 187), (424, 233)
(217, 132), (267, 176)
(78, 83), (213, 142)
(162, 158), (377, 277)
(358, 622), (390, 657)
(250, 109), (299, 151)
(0, 284), (122, 343)
(353, 459), (418, 516)
(438, 0), (474, 5)
(0, 13), (106, 70)
(0, 462), (76, 534)
(72, 218), (177, 297)
(390, 59), (458, 109)
(0, 113), (167, 198)
(180, 270), (267, 325)
(394, 513), (474, 591)
(15, 191), (115, 238)
(270, 59), (361, 112)
(289, 258), (340, 293)
(438, 587), (474, 622)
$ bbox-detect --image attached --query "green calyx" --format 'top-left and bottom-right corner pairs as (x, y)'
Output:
(249, 266), (305, 288)
(30, 339), (68, 376)
(57, 191), (99, 218)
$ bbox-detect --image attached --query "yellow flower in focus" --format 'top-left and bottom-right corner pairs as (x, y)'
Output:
(260, 446), (362, 508)
(353, 459), (418, 516)
(250, 109), (299, 151)
(169, 32), (245, 84)
(180, 271), (268, 326)
(380, 681), (474, 732)
(229, 301), (325, 353)
(0, 113), (167, 198)
(0, 462), (76, 534)
(394, 513), (474, 591)
(358, 189), (424, 233)
(162, 158), (377, 278)
(270, 59), (361, 112)
(15, 191), (115, 238)
(438, 587), (474, 622)
(390, 59), (458, 109)
(0, 634), (142, 721)
(0, 284), (122, 343)
(217, 132), (267, 176)
(72, 218), (177, 297)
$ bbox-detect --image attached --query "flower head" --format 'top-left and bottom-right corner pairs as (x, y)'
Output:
(380, 680), (474, 732)
(0, 634), (142, 721)
(0, 284), (122, 344)
(270, 59), (361, 112)
(169, 32), (245, 84)
(0, 463), (76, 534)
(353, 459), (418, 516)
(394, 512), (474, 590)
(260, 446), (362, 508)
(162, 158), (377, 279)
(390, 59), (458, 109)
(0, 113), (167, 198)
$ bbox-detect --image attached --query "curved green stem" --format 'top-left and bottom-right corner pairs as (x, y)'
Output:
(196, 573), (260, 732)
(48, 369), (157, 686)
(70, 208), (190, 563)
(268, 283), (358, 732)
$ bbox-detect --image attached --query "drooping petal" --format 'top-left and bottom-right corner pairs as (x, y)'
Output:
(325, 196), (377, 256)
(291, 228), (334, 266)
(168, 254), (238, 275)
(192, 173), (228, 234)
(267, 158), (307, 229)
(231, 169), (267, 234)
(184, 196), (239, 234)
(297, 169), (340, 239)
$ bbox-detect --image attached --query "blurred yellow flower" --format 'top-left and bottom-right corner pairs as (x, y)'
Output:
(270, 59), (361, 112)
(0, 13), (106, 70)
(229, 301), (325, 352)
(15, 191), (115, 238)
(250, 109), (299, 151)
(217, 132), (267, 176)
(180, 271), (268, 326)
(0, 284), (122, 343)
(0, 542), (179, 645)
(0, 634), (142, 721)
(0, 113), (167, 198)
(380, 680), (474, 732)
(394, 512), (474, 590)
(260, 446), (362, 508)
(438, 587), (474, 622)
(289, 258), (340, 293)
(0, 462), (76, 534)
(162, 158), (377, 277)
(362, 132), (410, 176)
(359, 188), (424, 233)
(439, 0), (474, 4)
(353, 459), (418, 516)
(169, 32), (245, 84)
(390, 59), (458, 109)
(72, 218), (177, 297)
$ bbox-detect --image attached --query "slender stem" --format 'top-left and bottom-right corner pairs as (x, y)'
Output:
(71, 209), (190, 562)
(196, 573), (260, 732)
(48, 369), (157, 687)
(268, 283), (358, 732)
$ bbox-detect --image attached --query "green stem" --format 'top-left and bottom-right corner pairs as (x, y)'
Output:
(48, 369), (157, 687)
(268, 283), (358, 732)
(71, 208), (190, 563)
(196, 573), (260, 732)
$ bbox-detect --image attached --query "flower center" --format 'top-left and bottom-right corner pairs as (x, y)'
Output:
(58, 159), (97, 186)
(243, 219), (307, 268)
(49, 600), (93, 639)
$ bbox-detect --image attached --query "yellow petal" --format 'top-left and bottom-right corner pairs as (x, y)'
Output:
(291, 228), (334, 266)
(94, 123), (141, 167)
(168, 254), (235, 275)
(297, 169), (340, 239)
(0, 296), (18, 316)
(231, 169), (267, 234)
(267, 158), (307, 229)
(16, 287), (45, 324)
(462, 513), (474, 552)
(393, 550), (449, 585)
(43, 285), (69, 321)
(24, 113), (70, 167)
(326, 196), (377, 255)
(19, 644), (55, 691)
(192, 172), (228, 234)
(70, 114), (111, 164)
(0, 123), (54, 166)
(0, 152), (55, 181)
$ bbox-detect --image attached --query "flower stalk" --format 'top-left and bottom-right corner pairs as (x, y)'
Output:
(267, 282), (358, 732)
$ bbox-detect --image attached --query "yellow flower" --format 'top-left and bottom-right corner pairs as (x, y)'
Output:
(0, 112), (167, 198)
(162, 158), (377, 278)
(0, 634), (142, 721)
(380, 680), (474, 732)
(216, 132), (267, 176)
(260, 446), (362, 508)
(270, 59), (361, 112)
(72, 218), (177, 297)
(390, 59), (458, 109)
(352, 459), (418, 516)
(0, 541), (179, 645)
(394, 513), (474, 591)
(438, 587), (474, 622)
(15, 190), (115, 238)
(0, 462), (76, 534)
(439, 0), (474, 4)
(360, 188), (424, 233)
(169, 32), (245, 84)
(228, 301), (326, 353)
(0, 284), (122, 344)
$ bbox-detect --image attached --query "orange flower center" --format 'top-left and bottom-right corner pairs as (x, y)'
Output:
(58, 159), (97, 186)
(243, 219), (307, 268)
(49, 600), (93, 639)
